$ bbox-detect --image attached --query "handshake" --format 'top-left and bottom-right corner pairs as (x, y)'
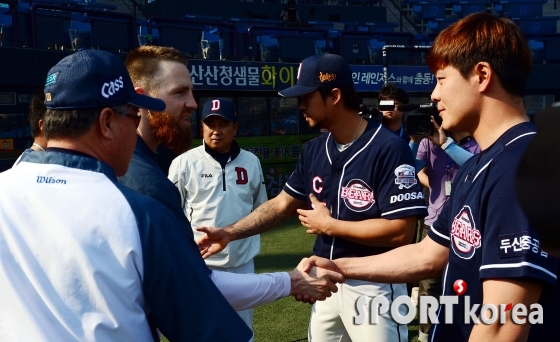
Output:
(195, 225), (346, 305)
(288, 256), (345, 304)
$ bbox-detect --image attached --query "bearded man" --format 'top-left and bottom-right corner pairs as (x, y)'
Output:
(118, 46), (196, 223)
(117, 46), (344, 333)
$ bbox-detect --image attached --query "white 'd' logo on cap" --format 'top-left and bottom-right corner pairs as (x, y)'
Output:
(212, 99), (220, 111)
(101, 76), (124, 98)
(297, 63), (302, 80)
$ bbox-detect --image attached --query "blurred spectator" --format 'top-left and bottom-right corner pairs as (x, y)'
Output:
(378, 83), (410, 141)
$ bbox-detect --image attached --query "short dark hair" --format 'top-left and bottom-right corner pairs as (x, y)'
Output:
(43, 104), (130, 140)
(318, 86), (360, 112)
(378, 83), (409, 104)
(29, 89), (46, 138)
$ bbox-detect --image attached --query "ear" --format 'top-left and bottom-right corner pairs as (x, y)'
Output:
(38, 119), (43, 131)
(98, 107), (117, 140)
(473, 62), (492, 93)
(233, 122), (239, 136)
(330, 88), (342, 106)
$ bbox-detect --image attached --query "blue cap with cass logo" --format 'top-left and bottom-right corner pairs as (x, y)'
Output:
(201, 98), (237, 122)
(278, 53), (354, 98)
(43, 49), (165, 111)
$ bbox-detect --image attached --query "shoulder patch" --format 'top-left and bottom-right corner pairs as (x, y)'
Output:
(394, 164), (417, 189)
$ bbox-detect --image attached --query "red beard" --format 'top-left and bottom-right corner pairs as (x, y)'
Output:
(148, 111), (193, 154)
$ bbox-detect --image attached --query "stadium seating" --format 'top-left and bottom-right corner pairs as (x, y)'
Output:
(544, 37), (560, 64)
(30, 4), (72, 50)
(411, 2), (447, 20)
(365, 21), (398, 32)
(427, 18), (455, 33)
(0, 0), (557, 66)
(451, 3), (487, 18)
(148, 17), (203, 58)
(494, 1), (546, 18)
(201, 29), (221, 60)
(513, 17), (560, 35)
(277, 34), (319, 62)
(148, 16), (235, 59)
(259, 35), (278, 62)
(0, 2), (13, 47)
(249, 24), (328, 62)
(87, 13), (135, 53)
(337, 31), (416, 64)
(528, 39), (544, 64)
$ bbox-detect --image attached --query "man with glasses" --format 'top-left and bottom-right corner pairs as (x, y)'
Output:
(118, 45), (345, 329)
(0, 49), (252, 341)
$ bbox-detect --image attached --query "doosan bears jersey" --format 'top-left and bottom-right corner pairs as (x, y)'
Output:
(428, 122), (560, 341)
(284, 120), (428, 259)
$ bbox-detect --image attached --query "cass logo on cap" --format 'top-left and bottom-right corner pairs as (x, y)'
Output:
(101, 76), (124, 99)
(319, 72), (337, 82)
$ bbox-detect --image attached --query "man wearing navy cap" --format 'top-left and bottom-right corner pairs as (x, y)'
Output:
(0, 49), (253, 341)
(197, 53), (427, 342)
(119, 45), (346, 339)
(169, 98), (268, 339)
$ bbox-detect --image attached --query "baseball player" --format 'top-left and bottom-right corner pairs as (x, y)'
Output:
(168, 98), (268, 338)
(197, 53), (428, 342)
(410, 128), (479, 341)
(118, 45), (344, 320)
(308, 13), (560, 341)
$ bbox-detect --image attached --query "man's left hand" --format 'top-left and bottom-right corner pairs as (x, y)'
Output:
(297, 193), (334, 236)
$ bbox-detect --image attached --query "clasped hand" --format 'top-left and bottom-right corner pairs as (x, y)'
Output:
(297, 193), (334, 236)
(289, 256), (345, 304)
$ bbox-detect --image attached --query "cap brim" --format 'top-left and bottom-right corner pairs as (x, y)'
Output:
(202, 113), (236, 122)
(128, 93), (166, 112)
(278, 84), (318, 97)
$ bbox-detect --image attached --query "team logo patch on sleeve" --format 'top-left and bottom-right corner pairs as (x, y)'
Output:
(499, 232), (548, 259)
(341, 179), (375, 212)
(451, 205), (481, 259)
(394, 164), (417, 189)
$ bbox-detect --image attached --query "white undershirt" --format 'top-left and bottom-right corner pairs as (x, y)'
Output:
(335, 141), (354, 152)
(210, 271), (291, 311)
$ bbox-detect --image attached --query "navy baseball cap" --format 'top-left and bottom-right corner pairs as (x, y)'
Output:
(44, 49), (165, 111)
(201, 98), (237, 122)
(278, 53), (354, 98)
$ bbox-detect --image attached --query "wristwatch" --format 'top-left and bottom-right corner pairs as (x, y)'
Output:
(441, 137), (455, 150)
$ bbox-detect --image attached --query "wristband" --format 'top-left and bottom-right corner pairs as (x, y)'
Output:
(441, 137), (454, 150)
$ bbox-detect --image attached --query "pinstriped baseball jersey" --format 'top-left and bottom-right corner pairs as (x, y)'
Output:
(429, 122), (560, 341)
(284, 120), (428, 259)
